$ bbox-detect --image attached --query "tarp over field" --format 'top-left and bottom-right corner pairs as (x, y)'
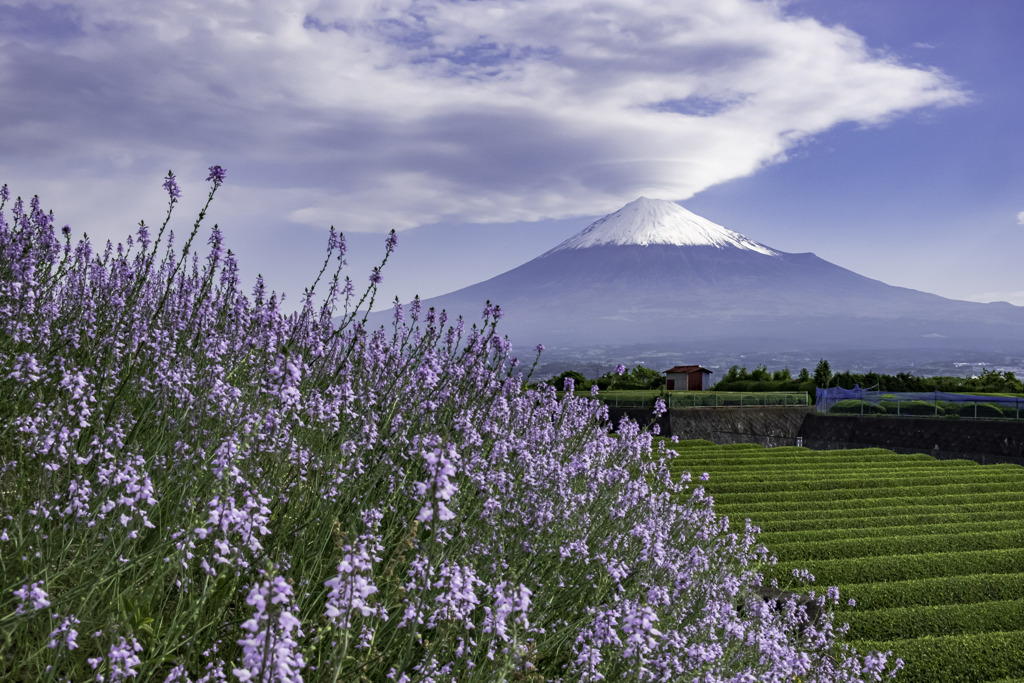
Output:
(816, 385), (1024, 416)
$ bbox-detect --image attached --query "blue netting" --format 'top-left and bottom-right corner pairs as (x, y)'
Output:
(816, 385), (1024, 416)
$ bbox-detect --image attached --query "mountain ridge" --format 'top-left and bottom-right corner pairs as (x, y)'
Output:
(357, 199), (1024, 358)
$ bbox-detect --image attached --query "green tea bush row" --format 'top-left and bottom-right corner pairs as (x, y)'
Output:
(738, 506), (1024, 534)
(666, 447), (914, 462)
(673, 458), (979, 476)
(836, 573), (1024, 612)
(718, 493), (1024, 521)
(703, 470), (1024, 495)
(769, 528), (1024, 562)
(698, 461), (981, 482)
(667, 453), (937, 470)
(842, 598), (1024, 640)
(828, 400), (888, 415)
(759, 518), (1024, 546)
(715, 480), (1024, 506)
(772, 547), (1024, 585)
(852, 630), (1024, 683)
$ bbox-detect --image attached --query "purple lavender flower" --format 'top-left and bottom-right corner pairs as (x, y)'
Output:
(385, 229), (397, 254)
(46, 614), (80, 651)
(369, 267), (383, 284)
(13, 580), (50, 614)
(325, 537), (383, 630)
(234, 575), (306, 682)
(163, 171), (182, 204)
(614, 364), (626, 375)
(206, 165), (227, 188)
(107, 635), (143, 681)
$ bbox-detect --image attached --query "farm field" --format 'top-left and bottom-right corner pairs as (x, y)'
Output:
(663, 439), (1024, 683)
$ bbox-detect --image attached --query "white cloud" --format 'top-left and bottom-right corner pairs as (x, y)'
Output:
(0, 0), (968, 234)
(1017, 211), (1024, 226)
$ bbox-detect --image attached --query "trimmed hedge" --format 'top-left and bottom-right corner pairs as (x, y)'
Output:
(744, 507), (1024, 534)
(667, 447), (916, 462)
(714, 481), (1024, 506)
(674, 459), (980, 476)
(852, 630), (1024, 683)
(702, 470), (1024, 495)
(959, 402), (1009, 418)
(836, 573), (1024, 612)
(772, 547), (1024, 586)
(694, 460), (981, 480)
(842, 598), (1024, 640)
(717, 494), (1024, 521)
(759, 518), (1024, 546)
(829, 399), (887, 415)
(769, 528), (1024, 562)
(879, 399), (945, 416)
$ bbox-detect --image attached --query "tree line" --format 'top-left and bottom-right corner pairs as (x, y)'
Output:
(715, 359), (1024, 395)
(545, 360), (1024, 396)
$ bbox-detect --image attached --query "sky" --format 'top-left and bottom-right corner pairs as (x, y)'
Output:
(1, 0), (1022, 312)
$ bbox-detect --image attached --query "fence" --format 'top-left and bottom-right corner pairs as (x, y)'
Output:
(816, 386), (1024, 420)
(604, 391), (809, 409)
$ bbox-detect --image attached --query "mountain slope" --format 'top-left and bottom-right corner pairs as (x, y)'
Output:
(362, 198), (1024, 353)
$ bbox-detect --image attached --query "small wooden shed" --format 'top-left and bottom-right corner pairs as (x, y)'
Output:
(664, 365), (713, 391)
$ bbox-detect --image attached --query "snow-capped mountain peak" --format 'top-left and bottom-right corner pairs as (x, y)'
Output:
(548, 197), (778, 256)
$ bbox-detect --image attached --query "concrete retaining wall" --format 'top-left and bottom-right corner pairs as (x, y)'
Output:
(669, 406), (814, 446)
(799, 414), (1024, 465)
(611, 403), (1024, 466)
(606, 407), (672, 437)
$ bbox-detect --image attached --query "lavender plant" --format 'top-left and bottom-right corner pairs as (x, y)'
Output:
(0, 170), (900, 681)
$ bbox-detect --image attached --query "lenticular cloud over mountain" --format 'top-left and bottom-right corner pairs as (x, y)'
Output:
(363, 198), (1024, 355)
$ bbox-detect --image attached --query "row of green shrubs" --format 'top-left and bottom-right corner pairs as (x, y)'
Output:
(769, 528), (1024, 563)
(698, 459), (981, 476)
(667, 452), (934, 470)
(703, 461), (981, 482)
(671, 455), (938, 469)
(704, 469), (1024, 494)
(843, 598), (1024, 640)
(773, 547), (1024, 585)
(759, 517), (1024, 546)
(852, 630), (1024, 683)
(829, 398), (1022, 419)
(836, 573), (1024, 612)
(748, 505), (1024, 533)
(716, 490), (1024, 516)
(718, 480), (1024, 505)
(669, 446), (906, 461)
(736, 501), (1024, 532)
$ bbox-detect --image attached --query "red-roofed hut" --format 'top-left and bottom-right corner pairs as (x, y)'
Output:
(663, 365), (712, 391)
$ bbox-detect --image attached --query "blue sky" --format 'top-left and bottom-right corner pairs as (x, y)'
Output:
(1, 0), (1021, 311)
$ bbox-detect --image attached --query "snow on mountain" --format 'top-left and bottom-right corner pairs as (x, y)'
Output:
(547, 197), (779, 256)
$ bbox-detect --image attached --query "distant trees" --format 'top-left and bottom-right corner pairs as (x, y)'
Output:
(711, 365), (814, 394)
(813, 359), (832, 389)
(543, 365), (664, 391)
(546, 361), (1024, 397)
(815, 363), (1024, 395)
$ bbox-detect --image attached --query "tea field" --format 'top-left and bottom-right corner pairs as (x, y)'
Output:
(664, 440), (1024, 683)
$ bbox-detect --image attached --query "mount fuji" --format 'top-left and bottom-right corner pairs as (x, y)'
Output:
(364, 198), (1024, 356)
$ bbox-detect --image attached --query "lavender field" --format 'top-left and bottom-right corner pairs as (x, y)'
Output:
(0, 170), (899, 681)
